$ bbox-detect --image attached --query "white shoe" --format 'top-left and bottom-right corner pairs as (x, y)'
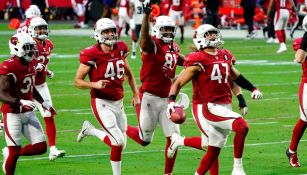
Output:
(77, 120), (95, 142)
(276, 44), (287, 53)
(167, 133), (184, 159)
(49, 147), (65, 161)
(2, 147), (8, 174)
(250, 30), (257, 39)
(231, 167), (246, 175)
(266, 37), (274, 43)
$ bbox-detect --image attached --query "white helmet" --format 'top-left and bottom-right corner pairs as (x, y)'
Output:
(193, 24), (224, 50)
(25, 5), (41, 19)
(9, 33), (37, 62)
(152, 15), (176, 43)
(303, 15), (307, 31)
(28, 17), (49, 40)
(94, 18), (118, 46)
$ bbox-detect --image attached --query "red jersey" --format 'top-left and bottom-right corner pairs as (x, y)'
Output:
(274, 0), (291, 10)
(16, 18), (32, 33)
(185, 49), (234, 104)
(191, 49), (236, 104)
(0, 57), (36, 113)
(80, 42), (129, 101)
(34, 39), (54, 85)
(139, 37), (180, 98)
(170, 0), (185, 11)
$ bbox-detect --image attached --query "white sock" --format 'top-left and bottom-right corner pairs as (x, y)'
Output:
(88, 128), (107, 141)
(289, 149), (296, 154)
(50, 146), (57, 152)
(233, 158), (243, 168)
(132, 42), (136, 52)
(111, 161), (121, 175)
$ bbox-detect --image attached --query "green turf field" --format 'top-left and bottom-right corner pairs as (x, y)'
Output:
(0, 30), (307, 175)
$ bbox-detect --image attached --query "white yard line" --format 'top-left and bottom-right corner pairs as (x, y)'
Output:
(18, 139), (307, 161)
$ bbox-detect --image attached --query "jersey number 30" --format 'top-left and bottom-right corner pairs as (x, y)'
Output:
(211, 63), (229, 83)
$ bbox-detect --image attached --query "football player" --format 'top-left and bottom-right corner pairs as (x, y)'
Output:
(28, 17), (65, 161)
(167, 24), (262, 175)
(118, 0), (131, 38)
(16, 5), (41, 33)
(125, 1), (185, 174)
(71, 0), (87, 28)
(129, 0), (145, 59)
(267, 0), (297, 53)
(286, 15), (307, 168)
(1, 33), (55, 175)
(74, 18), (139, 175)
(168, 0), (186, 44)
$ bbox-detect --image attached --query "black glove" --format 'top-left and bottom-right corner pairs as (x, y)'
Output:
(143, 0), (152, 15)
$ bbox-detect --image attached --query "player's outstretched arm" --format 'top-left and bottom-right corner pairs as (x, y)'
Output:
(140, 0), (154, 54)
(74, 63), (109, 90)
(124, 60), (140, 107)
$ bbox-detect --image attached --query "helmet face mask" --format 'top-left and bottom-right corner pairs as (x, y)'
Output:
(94, 18), (118, 46)
(28, 17), (49, 40)
(152, 16), (176, 43)
(193, 24), (224, 50)
(9, 33), (38, 62)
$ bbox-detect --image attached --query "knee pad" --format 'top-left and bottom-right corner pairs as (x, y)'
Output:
(232, 118), (249, 134)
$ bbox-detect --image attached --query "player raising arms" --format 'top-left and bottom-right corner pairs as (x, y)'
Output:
(17, 5), (41, 33)
(125, 1), (185, 174)
(28, 17), (65, 161)
(286, 16), (307, 168)
(129, 0), (145, 59)
(167, 24), (262, 175)
(74, 18), (139, 175)
(1, 33), (55, 175)
(169, 0), (186, 44)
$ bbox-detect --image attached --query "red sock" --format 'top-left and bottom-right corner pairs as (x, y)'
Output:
(20, 142), (47, 156)
(44, 117), (56, 147)
(209, 157), (219, 175)
(110, 145), (122, 161)
(184, 136), (203, 150)
(281, 30), (286, 43)
(103, 136), (112, 147)
(77, 16), (84, 23)
(275, 30), (284, 43)
(126, 126), (148, 146)
(4, 146), (21, 175)
(197, 146), (220, 175)
(118, 27), (122, 38)
(232, 118), (249, 158)
(131, 29), (136, 41)
(290, 119), (307, 151)
(164, 137), (177, 174)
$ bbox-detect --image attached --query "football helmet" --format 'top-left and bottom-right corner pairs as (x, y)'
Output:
(303, 15), (307, 31)
(9, 33), (37, 62)
(25, 5), (41, 19)
(28, 17), (49, 40)
(152, 15), (176, 43)
(94, 18), (118, 46)
(292, 37), (302, 51)
(193, 24), (224, 50)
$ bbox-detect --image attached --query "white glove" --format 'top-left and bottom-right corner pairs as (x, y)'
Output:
(42, 101), (56, 117)
(36, 63), (45, 72)
(166, 101), (182, 119)
(251, 89), (263, 100)
(47, 70), (54, 79)
(177, 92), (190, 110)
(129, 19), (135, 30)
(240, 107), (248, 117)
(19, 99), (36, 111)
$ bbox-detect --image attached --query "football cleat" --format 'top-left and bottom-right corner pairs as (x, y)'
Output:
(49, 147), (65, 161)
(231, 167), (246, 175)
(167, 133), (184, 159)
(77, 120), (95, 142)
(2, 147), (8, 174)
(286, 148), (300, 167)
(276, 43), (287, 53)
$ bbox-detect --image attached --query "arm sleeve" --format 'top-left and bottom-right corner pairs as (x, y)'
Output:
(300, 32), (307, 51)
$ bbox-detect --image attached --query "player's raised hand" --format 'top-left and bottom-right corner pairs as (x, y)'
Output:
(93, 80), (110, 89)
(251, 89), (263, 100)
(143, 0), (152, 14)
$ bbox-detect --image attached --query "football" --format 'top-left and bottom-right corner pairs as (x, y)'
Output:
(170, 106), (186, 124)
